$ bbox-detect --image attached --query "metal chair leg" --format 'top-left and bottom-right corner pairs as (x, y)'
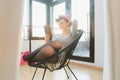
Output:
(32, 67), (38, 80)
(64, 67), (69, 79)
(67, 65), (78, 80)
(42, 68), (47, 80)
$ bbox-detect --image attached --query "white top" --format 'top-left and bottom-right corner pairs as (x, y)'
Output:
(51, 19), (78, 48)
(52, 32), (74, 49)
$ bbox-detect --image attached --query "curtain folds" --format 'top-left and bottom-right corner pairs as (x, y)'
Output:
(0, 0), (24, 80)
(103, 0), (120, 80)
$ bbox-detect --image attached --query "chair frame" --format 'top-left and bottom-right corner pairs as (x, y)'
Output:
(28, 30), (83, 80)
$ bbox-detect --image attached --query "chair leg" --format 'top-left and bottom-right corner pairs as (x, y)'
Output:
(64, 67), (69, 79)
(67, 65), (78, 80)
(32, 67), (38, 80)
(42, 68), (47, 80)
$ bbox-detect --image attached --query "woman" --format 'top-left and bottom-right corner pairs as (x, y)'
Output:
(23, 15), (78, 70)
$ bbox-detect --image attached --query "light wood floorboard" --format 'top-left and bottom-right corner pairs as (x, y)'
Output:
(17, 62), (103, 80)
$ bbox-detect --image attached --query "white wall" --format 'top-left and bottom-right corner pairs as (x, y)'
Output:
(73, 0), (105, 68)
(0, 0), (24, 80)
(94, 0), (105, 67)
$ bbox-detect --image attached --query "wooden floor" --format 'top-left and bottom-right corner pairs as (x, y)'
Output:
(17, 62), (103, 80)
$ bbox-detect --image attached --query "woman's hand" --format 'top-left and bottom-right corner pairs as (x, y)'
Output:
(45, 34), (52, 42)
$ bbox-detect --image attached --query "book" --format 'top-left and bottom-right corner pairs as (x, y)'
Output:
(44, 25), (52, 40)
(44, 25), (52, 35)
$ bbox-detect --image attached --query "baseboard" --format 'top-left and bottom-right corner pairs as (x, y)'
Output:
(69, 61), (103, 71)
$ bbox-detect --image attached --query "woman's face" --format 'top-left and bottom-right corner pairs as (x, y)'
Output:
(58, 19), (69, 30)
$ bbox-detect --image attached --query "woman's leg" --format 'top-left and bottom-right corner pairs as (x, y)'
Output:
(23, 42), (54, 61)
(34, 46), (56, 61)
(51, 40), (62, 51)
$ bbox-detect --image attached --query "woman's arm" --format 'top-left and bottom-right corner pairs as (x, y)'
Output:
(70, 20), (78, 37)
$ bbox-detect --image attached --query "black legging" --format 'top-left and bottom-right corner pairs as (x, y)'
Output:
(23, 42), (54, 62)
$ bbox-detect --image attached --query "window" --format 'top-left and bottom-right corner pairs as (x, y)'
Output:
(53, 2), (65, 34)
(24, 0), (94, 62)
(72, 0), (90, 57)
(50, 0), (94, 62)
(71, 0), (94, 62)
(32, 1), (46, 37)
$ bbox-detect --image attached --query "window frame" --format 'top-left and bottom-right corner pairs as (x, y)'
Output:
(28, 0), (95, 62)
(70, 0), (95, 63)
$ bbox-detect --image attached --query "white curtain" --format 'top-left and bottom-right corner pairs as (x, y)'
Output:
(0, 0), (24, 80)
(103, 0), (120, 80)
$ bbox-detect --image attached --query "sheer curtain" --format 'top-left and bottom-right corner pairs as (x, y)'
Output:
(0, 0), (24, 80)
(103, 0), (120, 80)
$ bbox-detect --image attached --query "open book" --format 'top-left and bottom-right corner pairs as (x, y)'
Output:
(44, 25), (52, 39)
